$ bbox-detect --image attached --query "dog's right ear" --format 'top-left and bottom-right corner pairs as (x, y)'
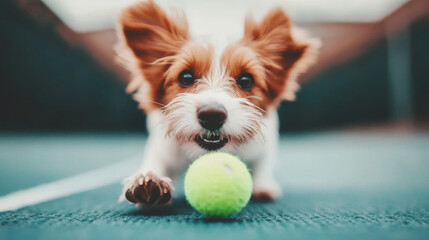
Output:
(118, 0), (189, 97)
(243, 8), (320, 102)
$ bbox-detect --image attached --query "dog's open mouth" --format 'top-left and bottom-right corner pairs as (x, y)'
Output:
(195, 130), (228, 151)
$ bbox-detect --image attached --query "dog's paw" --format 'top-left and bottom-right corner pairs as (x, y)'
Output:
(251, 178), (282, 201)
(122, 171), (173, 207)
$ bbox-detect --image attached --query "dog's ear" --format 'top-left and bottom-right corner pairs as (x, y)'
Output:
(118, 0), (189, 107)
(243, 8), (320, 101)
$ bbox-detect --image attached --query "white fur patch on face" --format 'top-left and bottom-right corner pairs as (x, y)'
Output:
(162, 86), (264, 157)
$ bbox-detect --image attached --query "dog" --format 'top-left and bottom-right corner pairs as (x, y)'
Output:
(116, 0), (320, 207)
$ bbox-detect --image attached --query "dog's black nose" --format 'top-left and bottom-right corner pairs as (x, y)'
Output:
(197, 104), (227, 131)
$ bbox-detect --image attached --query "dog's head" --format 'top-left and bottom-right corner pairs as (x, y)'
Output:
(117, 0), (320, 153)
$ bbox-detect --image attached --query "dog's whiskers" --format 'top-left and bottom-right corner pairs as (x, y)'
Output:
(243, 95), (263, 102)
(139, 99), (166, 107)
(239, 99), (266, 115)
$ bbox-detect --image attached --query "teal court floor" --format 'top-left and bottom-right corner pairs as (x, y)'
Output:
(0, 132), (429, 239)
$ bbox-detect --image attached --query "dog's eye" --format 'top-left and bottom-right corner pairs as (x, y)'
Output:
(178, 70), (195, 88)
(236, 72), (254, 91)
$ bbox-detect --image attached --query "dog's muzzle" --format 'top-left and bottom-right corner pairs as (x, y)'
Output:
(195, 104), (228, 150)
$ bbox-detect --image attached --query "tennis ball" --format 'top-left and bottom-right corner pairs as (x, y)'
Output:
(184, 152), (252, 218)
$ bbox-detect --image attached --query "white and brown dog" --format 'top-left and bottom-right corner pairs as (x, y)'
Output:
(116, 0), (320, 207)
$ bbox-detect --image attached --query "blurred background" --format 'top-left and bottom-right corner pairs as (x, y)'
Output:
(1, 0), (428, 133)
(1, 1), (429, 238)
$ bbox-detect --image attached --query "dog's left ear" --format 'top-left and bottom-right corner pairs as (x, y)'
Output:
(243, 8), (320, 101)
(116, 1), (189, 111)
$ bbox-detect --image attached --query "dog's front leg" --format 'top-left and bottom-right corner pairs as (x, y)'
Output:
(251, 113), (282, 201)
(252, 152), (282, 201)
(121, 122), (184, 207)
(251, 140), (282, 201)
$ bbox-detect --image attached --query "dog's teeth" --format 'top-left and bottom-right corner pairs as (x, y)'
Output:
(200, 129), (226, 144)
(203, 138), (221, 143)
(215, 130), (221, 137)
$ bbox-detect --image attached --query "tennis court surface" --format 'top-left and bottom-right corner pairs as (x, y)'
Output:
(1, 132), (429, 239)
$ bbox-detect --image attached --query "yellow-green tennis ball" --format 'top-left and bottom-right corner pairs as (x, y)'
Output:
(184, 152), (252, 218)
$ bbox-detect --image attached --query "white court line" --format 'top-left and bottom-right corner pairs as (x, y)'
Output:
(0, 157), (140, 212)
